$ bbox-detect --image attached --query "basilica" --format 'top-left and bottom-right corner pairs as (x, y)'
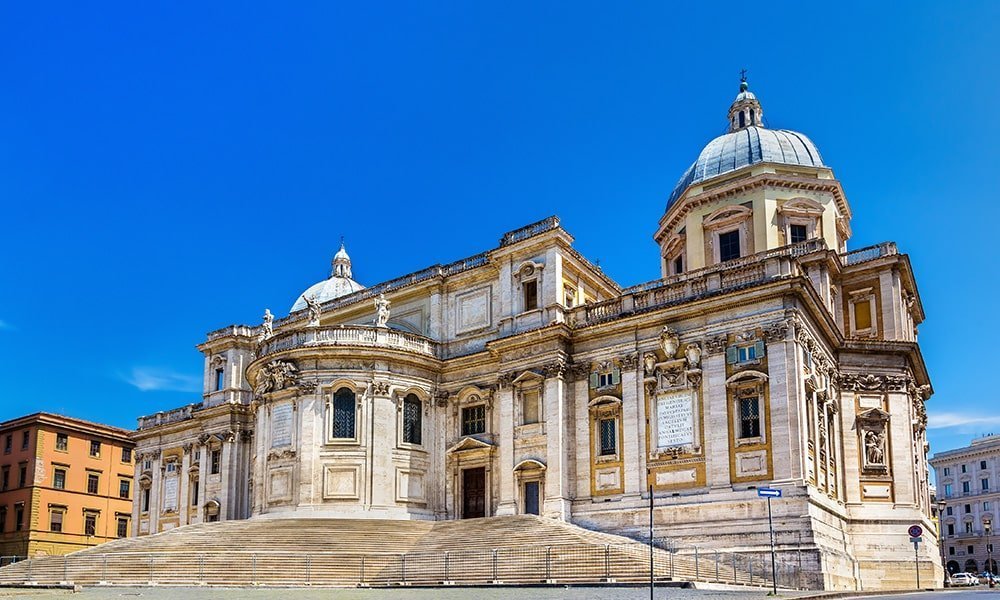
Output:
(132, 79), (940, 590)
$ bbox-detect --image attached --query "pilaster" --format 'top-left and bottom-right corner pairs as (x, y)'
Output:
(496, 385), (516, 515)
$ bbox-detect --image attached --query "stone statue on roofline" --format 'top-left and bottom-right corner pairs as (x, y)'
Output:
(304, 295), (321, 327)
(261, 309), (274, 340)
(374, 293), (391, 328)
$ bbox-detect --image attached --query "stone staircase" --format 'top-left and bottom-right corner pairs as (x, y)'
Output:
(0, 515), (777, 588)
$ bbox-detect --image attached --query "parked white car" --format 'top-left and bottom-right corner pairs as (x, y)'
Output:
(951, 572), (978, 586)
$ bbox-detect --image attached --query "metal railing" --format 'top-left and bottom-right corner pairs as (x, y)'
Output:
(653, 539), (820, 591)
(0, 556), (25, 568)
(0, 541), (812, 589)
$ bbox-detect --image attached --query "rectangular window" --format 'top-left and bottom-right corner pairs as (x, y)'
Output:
(330, 388), (357, 440)
(944, 484), (953, 497)
(84, 513), (97, 536)
(947, 523), (954, 536)
(983, 478), (990, 491)
(18, 465), (26, 487)
(89, 440), (101, 457)
(87, 473), (100, 495)
(0, 506), (5, 532)
(523, 280), (538, 311)
(3, 434), (11, 453)
(961, 464), (967, 473)
(673, 255), (684, 275)
(521, 389), (540, 425)
(121, 448), (132, 463)
(965, 522), (973, 534)
(119, 479), (131, 499)
(21, 431), (29, 450)
(191, 479), (199, 505)
(981, 460), (988, 470)
(963, 481), (971, 494)
(599, 418), (617, 456)
(166, 462), (177, 473)
(739, 396), (761, 438)
(944, 467), (951, 476)
(461, 405), (486, 436)
(853, 299), (872, 331)
(789, 224), (808, 244)
(965, 504), (971, 514)
(1, 466), (8, 491)
(117, 517), (129, 538)
(727, 341), (766, 364)
(946, 506), (953, 516)
(949, 546), (955, 555)
(402, 396), (422, 445)
(718, 230), (741, 262)
(49, 509), (63, 533)
(56, 433), (68, 452)
(968, 545), (975, 554)
(215, 368), (225, 391)
(15, 505), (23, 531)
(53, 468), (67, 490)
(141, 488), (151, 513)
(985, 502), (991, 511)
(210, 450), (221, 475)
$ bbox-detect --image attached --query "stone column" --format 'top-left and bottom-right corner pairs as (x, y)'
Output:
(703, 351), (731, 489)
(219, 438), (232, 520)
(496, 381), (516, 515)
(370, 383), (394, 509)
(620, 354), (641, 497)
(149, 454), (161, 533)
(572, 368), (592, 500)
(543, 362), (570, 519)
(179, 448), (191, 524)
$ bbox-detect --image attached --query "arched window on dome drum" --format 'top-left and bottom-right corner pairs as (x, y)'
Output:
(332, 388), (356, 439)
(402, 394), (422, 445)
(750, 109), (756, 125)
(738, 111), (745, 128)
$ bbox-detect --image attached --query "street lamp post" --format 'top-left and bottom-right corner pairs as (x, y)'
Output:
(986, 519), (994, 589)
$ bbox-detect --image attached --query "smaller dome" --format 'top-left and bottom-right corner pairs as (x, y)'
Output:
(290, 242), (365, 313)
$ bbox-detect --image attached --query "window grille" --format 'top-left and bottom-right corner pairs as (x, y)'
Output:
(402, 394), (422, 445)
(462, 405), (486, 436)
(332, 388), (357, 439)
(599, 418), (617, 456)
(739, 396), (761, 438)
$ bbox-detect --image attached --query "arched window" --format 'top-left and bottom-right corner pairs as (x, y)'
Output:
(402, 394), (422, 445)
(332, 388), (356, 439)
(738, 111), (746, 128)
(964, 559), (978, 573)
(750, 109), (756, 125)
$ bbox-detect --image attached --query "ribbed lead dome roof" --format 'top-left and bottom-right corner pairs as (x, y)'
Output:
(290, 242), (365, 313)
(665, 78), (825, 210)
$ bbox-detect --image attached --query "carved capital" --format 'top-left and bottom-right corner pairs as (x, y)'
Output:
(542, 360), (567, 379)
(568, 363), (592, 381)
(619, 352), (639, 371)
(372, 381), (391, 396)
(704, 335), (728, 355)
(762, 320), (789, 343)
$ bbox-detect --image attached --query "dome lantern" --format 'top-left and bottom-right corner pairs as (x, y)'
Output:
(331, 238), (353, 279)
(727, 71), (764, 132)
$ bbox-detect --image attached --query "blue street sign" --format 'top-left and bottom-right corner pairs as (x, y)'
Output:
(758, 488), (782, 498)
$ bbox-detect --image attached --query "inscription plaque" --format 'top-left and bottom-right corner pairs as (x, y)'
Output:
(271, 403), (293, 448)
(656, 392), (694, 448)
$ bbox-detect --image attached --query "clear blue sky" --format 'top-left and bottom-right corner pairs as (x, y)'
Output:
(1, 2), (997, 462)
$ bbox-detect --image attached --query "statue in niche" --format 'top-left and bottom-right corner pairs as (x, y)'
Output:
(660, 326), (680, 358)
(261, 309), (274, 340)
(374, 293), (391, 327)
(304, 295), (321, 327)
(643, 352), (657, 376)
(684, 343), (702, 369)
(865, 430), (886, 466)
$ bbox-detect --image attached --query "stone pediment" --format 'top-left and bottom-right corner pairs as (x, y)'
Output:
(856, 407), (890, 424)
(447, 436), (495, 454)
(513, 458), (546, 471)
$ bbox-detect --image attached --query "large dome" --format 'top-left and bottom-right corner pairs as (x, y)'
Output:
(666, 79), (825, 210)
(290, 243), (365, 313)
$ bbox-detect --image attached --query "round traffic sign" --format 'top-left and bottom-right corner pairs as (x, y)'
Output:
(908, 524), (923, 538)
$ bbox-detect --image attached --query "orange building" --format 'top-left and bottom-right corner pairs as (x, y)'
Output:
(0, 413), (134, 557)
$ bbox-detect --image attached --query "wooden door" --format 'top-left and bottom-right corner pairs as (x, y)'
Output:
(462, 467), (486, 518)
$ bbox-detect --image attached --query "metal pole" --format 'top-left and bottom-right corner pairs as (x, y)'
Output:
(987, 523), (994, 588)
(767, 496), (777, 595)
(649, 484), (654, 600)
(914, 541), (920, 589)
(445, 551), (450, 582)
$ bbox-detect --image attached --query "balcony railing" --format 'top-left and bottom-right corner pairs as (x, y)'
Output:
(569, 239), (827, 329)
(257, 325), (438, 360)
(137, 403), (201, 431)
(841, 242), (897, 266)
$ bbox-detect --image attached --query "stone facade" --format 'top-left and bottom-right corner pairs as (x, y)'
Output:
(133, 81), (940, 590)
(930, 434), (1000, 576)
